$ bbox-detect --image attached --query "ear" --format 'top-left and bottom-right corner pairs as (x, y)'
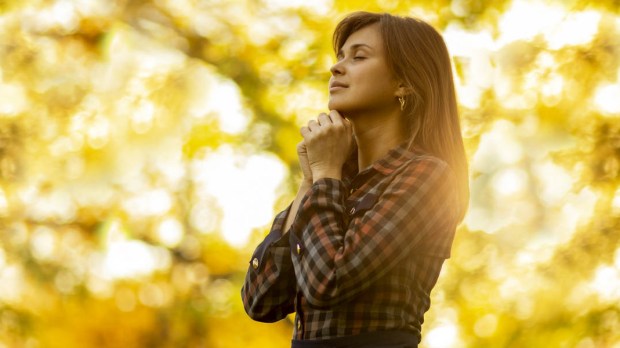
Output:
(394, 83), (414, 98)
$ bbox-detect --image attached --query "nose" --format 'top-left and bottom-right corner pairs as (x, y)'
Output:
(330, 60), (344, 76)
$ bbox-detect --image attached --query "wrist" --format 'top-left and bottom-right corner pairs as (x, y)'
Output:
(300, 179), (313, 189)
(312, 170), (342, 183)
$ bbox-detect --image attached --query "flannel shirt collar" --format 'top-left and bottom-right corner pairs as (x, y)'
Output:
(371, 140), (417, 174)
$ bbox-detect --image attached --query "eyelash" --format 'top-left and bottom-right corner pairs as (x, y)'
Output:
(337, 55), (366, 61)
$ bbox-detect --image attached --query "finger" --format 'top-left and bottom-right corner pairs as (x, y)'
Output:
(317, 113), (332, 126)
(297, 140), (307, 152)
(300, 126), (311, 137)
(333, 110), (352, 131)
(308, 119), (320, 132)
(329, 110), (344, 126)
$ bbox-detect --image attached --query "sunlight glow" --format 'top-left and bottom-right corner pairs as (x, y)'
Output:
(594, 84), (620, 115)
(52, 1), (78, 31)
(156, 217), (185, 248)
(50, 136), (84, 157)
(466, 199), (539, 233)
(27, 189), (76, 223)
(131, 100), (155, 133)
(97, 220), (172, 280)
(498, 1), (565, 45)
(192, 146), (287, 247)
(426, 322), (459, 348)
(536, 52), (556, 69)
(286, 83), (327, 123)
(0, 264), (23, 304)
(499, 2), (600, 49)
(540, 73), (564, 106)
(455, 84), (484, 109)
(499, 277), (521, 300)
(205, 80), (250, 134)
(264, 0), (332, 15)
(472, 120), (523, 172)
(501, 91), (538, 110)
(465, 117), (583, 235)
(102, 241), (171, 280)
(444, 25), (495, 109)
(30, 226), (57, 262)
(86, 116), (110, 149)
(612, 188), (620, 215)
(492, 168), (529, 196)
(558, 188), (598, 242)
(21, 0), (79, 33)
(122, 189), (172, 218)
(591, 265), (620, 302)
(444, 25), (496, 57)
(0, 81), (27, 116)
(534, 161), (575, 206)
(545, 10), (601, 50)
(189, 200), (220, 234)
(0, 187), (8, 217)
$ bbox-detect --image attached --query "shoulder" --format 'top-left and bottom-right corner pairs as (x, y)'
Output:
(397, 150), (455, 187)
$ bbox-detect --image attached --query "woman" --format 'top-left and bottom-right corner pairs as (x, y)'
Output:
(241, 11), (469, 348)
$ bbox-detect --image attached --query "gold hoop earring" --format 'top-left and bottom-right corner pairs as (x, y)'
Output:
(398, 96), (405, 111)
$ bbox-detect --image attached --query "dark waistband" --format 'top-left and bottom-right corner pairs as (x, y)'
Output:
(291, 330), (419, 348)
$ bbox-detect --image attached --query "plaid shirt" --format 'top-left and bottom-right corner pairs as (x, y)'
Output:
(241, 140), (461, 343)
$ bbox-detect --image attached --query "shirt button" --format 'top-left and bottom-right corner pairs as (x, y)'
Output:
(297, 319), (302, 330)
(349, 207), (356, 215)
(349, 188), (355, 194)
(252, 258), (259, 270)
(296, 244), (301, 255)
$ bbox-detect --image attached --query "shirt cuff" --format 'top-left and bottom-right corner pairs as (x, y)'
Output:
(288, 177), (348, 259)
(249, 203), (292, 272)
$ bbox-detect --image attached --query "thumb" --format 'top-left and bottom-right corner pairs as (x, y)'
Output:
(297, 140), (306, 152)
(344, 118), (353, 134)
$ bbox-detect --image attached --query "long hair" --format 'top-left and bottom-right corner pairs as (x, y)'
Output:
(333, 12), (469, 221)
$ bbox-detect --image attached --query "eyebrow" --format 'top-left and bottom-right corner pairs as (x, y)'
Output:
(337, 43), (373, 58)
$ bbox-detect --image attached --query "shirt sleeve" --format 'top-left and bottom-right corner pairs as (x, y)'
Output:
(241, 204), (296, 322)
(288, 157), (460, 309)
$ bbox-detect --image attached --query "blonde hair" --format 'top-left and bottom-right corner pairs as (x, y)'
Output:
(333, 12), (469, 221)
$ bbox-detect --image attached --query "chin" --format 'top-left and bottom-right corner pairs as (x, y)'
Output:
(328, 99), (351, 112)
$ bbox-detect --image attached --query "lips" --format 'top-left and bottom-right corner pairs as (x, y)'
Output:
(329, 81), (348, 92)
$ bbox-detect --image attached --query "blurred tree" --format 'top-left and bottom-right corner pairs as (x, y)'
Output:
(0, 0), (619, 347)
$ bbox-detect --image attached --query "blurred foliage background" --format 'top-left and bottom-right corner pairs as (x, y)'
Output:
(0, 0), (619, 347)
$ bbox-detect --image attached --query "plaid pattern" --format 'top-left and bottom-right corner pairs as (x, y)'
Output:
(241, 141), (461, 342)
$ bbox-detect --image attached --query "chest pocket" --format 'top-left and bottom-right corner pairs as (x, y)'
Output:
(346, 192), (379, 217)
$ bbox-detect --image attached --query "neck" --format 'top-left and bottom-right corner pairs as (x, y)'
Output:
(348, 108), (408, 171)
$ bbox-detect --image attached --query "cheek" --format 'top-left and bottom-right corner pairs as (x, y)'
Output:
(356, 66), (394, 93)
(355, 77), (395, 101)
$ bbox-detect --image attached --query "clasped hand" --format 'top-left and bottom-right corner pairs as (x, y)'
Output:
(297, 110), (354, 184)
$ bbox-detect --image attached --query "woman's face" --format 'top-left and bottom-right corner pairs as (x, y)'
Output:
(328, 24), (400, 115)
